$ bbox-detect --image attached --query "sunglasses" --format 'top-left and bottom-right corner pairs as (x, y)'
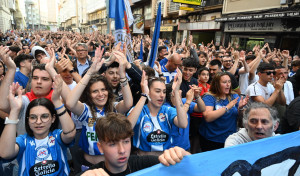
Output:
(261, 71), (276, 75)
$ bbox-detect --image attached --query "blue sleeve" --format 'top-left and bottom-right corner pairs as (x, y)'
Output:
(202, 94), (216, 107)
(167, 106), (178, 125)
(53, 129), (75, 149)
(182, 98), (196, 114)
(16, 135), (26, 161)
(77, 104), (89, 122)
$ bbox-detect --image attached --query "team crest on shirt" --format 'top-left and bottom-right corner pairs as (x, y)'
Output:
(143, 122), (153, 133)
(48, 136), (55, 147)
(36, 146), (50, 161)
(158, 113), (166, 122)
(88, 117), (96, 127)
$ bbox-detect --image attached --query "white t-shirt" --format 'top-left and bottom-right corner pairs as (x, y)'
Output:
(284, 81), (294, 105)
(34, 136), (53, 163)
(245, 81), (275, 104)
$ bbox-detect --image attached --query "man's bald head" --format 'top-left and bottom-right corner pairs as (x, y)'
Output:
(166, 53), (182, 72)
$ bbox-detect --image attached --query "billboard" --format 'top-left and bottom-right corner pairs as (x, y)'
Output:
(133, 14), (144, 34)
(173, 0), (201, 5)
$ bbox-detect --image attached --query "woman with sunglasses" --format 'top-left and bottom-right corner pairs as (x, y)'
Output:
(199, 72), (249, 152)
(65, 48), (133, 167)
(128, 69), (188, 156)
(0, 75), (76, 176)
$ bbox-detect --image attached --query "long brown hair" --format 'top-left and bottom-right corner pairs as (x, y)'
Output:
(80, 74), (115, 119)
(207, 72), (234, 101)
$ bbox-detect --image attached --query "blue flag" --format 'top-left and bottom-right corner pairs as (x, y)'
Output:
(138, 39), (143, 61)
(147, 2), (161, 68)
(129, 131), (300, 176)
(108, 0), (116, 18)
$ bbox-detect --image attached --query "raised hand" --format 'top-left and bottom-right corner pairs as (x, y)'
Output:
(185, 88), (194, 103)
(8, 83), (23, 112)
(141, 70), (149, 95)
(0, 46), (16, 69)
(227, 97), (239, 109)
(238, 95), (249, 109)
(51, 74), (63, 102)
(172, 68), (182, 91)
(88, 54), (105, 75)
(154, 61), (163, 74)
(281, 50), (289, 58)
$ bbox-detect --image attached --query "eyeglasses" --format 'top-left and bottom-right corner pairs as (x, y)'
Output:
(218, 56), (224, 58)
(28, 113), (51, 124)
(261, 71), (276, 75)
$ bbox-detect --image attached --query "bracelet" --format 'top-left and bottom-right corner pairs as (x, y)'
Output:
(141, 93), (151, 101)
(120, 77), (128, 83)
(195, 96), (200, 101)
(57, 108), (67, 117)
(224, 106), (229, 112)
(141, 93), (148, 97)
(120, 77), (127, 80)
(159, 73), (164, 77)
(63, 124), (76, 135)
(120, 79), (128, 87)
(4, 117), (19, 125)
(55, 104), (65, 111)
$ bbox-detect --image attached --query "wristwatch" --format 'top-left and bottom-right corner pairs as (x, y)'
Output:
(224, 106), (229, 113)
(4, 117), (19, 124)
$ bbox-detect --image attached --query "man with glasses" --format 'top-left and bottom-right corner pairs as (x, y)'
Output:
(215, 51), (224, 62)
(74, 43), (92, 76)
(245, 63), (286, 107)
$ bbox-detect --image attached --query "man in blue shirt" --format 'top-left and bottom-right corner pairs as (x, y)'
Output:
(161, 53), (182, 83)
(14, 54), (33, 89)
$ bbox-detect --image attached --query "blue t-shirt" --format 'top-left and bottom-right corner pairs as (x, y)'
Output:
(166, 98), (195, 150)
(128, 105), (177, 152)
(16, 129), (73, 176)
(161, 65), (177, 84)
(14, 71), (29, 88)
(199, 94), (240, 143)
(159, 57), (168, 67)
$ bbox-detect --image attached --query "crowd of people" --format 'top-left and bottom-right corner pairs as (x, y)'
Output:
(0, 29), (299, 176)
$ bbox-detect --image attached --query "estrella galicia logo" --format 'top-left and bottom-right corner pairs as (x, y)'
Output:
(221, 146), (300, 176)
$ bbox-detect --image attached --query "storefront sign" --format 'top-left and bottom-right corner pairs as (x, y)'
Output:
(133, 14), (144, 34)
(224, 19), (300, 32)
(179, 21), (220, 30)
(173, 0), (201, 5)
(216, 11), (300, 22)
(152, 26), (173, 32)
(179, 6), (194, 11)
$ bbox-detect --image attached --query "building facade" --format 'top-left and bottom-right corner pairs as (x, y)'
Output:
(216, 0), (300, 54)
